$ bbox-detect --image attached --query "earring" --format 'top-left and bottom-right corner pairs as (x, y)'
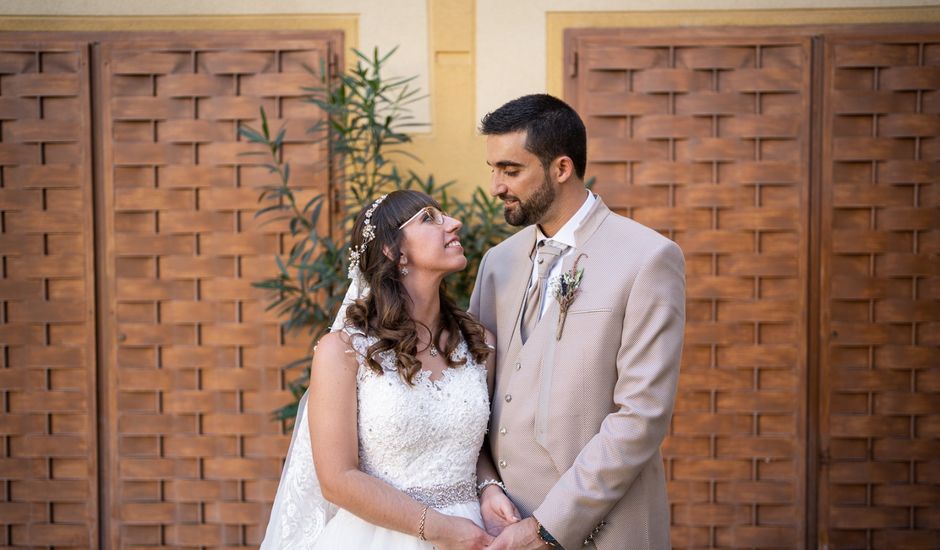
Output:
(400, 266), (409, 277)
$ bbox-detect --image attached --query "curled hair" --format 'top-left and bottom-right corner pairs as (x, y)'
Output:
(480, 93), (587, 180)
(344, 190), (491, 384)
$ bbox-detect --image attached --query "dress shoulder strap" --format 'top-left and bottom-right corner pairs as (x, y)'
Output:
(341, 325), (370, 360)
(340, 325), (398, 377)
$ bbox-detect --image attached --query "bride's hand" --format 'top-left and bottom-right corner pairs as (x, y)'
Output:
(479, 485), (521, 537)
(425, 511), (495, 550)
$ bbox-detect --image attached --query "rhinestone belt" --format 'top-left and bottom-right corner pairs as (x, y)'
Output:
(403, 480), (477, 508)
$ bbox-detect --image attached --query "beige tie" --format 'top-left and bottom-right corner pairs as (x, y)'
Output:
(520, 241), (565, 343)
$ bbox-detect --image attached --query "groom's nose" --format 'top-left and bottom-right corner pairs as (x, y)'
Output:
(489, 174), (507, 198)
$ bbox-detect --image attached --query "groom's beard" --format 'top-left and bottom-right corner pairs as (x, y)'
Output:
(502, 170), (555, 227)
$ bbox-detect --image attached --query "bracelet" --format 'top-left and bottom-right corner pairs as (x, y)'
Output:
(476, 478), (507, 496)
(417, 505), (430, 541)
(532, 515), (561, 548)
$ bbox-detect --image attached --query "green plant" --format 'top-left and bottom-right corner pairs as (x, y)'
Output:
(240, 47), (513, 421)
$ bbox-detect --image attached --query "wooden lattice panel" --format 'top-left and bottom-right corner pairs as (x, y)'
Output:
(0, 42), (98, 548)
(820, 32), (940, 549)
(98, 36), (337, 548)
(567, 30), (810, 549)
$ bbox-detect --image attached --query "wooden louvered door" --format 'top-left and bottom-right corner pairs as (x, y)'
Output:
(567, 29), (812, 549)
(819, 31), (940, 549)
(0, 42), (98, 548)
(567, 24), (940, 550)
(96, 35), (338, 548)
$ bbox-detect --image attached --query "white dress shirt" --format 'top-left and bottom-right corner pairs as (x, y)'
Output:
(529, 190), (596, 319)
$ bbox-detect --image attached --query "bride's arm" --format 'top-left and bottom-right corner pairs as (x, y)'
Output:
(475, 329), (520, 536)
(309, 331), (492, 549)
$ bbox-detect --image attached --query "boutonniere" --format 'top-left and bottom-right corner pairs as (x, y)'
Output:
(549, 253), (587, 340)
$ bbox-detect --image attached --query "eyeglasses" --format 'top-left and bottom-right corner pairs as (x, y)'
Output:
(398, 206), (446, 230)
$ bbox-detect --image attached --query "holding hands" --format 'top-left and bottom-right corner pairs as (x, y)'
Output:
(426, 511), (494, 550)
(479, 484), (521, 537)
(477, 485), (549, 550)
(484, 517), (547, 550)
(432, 483), (544, 550)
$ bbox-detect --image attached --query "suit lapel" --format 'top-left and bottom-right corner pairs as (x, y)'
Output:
(502, 227), (537, 365)
(526, 195), (613, 447)
(527, 194), (612, 339)
(572, 193), (612, 255)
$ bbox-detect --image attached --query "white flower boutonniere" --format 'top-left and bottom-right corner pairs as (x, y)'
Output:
(548, 253), (587, 340)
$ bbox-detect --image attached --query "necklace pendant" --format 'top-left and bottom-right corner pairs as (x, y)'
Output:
(429, 346), (439, 357)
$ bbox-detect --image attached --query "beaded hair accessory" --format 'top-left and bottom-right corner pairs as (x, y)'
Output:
(347, 194), (388, 279)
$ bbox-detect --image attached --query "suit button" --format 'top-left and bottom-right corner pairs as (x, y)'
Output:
(499, 427), (507, 435)
(515, 362), (521, 371)
(498, 460), (507, 469)
(537, 257), (544, 264)
(505, 394), (512, 402)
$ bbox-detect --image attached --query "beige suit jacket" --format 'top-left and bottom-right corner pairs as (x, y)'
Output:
(469, 196), (685, 549)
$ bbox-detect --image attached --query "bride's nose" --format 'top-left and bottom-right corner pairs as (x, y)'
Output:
(444, 216), (462, 232)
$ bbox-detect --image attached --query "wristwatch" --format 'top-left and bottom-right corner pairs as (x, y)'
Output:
(532, 515), (561, 548)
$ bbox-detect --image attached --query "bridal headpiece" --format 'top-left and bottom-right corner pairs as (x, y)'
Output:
(347, 194), (388, 279)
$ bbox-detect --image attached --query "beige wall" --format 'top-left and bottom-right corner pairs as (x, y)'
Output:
(0, 0), (430, 123)
(3, 0), (938, 194)
(476, 0), (940, 121)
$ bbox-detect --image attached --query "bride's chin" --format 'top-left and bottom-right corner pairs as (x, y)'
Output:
(446, 258), (468, 274)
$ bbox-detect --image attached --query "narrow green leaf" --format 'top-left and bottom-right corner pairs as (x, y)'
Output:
(260, 107), (270, 139)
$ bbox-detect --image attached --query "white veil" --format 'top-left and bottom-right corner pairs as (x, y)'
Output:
(259, 274), (368, 549)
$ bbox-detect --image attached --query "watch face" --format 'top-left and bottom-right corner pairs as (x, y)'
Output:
(538, 523), (559, 546)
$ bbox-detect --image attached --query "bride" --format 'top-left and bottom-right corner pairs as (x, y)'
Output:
(261, 190), (519, 549)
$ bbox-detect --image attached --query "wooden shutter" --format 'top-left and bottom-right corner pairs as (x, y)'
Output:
(819, 31), (940, 549)
(567, 29), (811, 549)
(0, 42), (98, 548)
(97, 35), (337, 548)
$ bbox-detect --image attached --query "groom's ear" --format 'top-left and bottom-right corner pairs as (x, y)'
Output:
(553, 156), (575, 184)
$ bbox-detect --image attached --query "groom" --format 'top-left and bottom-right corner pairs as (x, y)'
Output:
(470, 94), (685, 549)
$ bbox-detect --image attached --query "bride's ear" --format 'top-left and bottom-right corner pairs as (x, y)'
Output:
(382, 245), (406, 266)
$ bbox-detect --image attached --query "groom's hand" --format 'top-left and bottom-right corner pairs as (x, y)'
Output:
(479, 485), (520, 536)
(485, 517), (545, 550)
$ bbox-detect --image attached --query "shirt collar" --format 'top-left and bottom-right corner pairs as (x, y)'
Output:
(535, 190), (595, 249)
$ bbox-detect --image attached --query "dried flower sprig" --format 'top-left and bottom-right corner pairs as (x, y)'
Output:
(549, 253), (587, 340)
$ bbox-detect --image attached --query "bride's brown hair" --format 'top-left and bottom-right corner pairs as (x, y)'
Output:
(344, 190), (491, 384)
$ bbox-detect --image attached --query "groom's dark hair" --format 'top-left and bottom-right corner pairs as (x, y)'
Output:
(480, 93), (587, 180)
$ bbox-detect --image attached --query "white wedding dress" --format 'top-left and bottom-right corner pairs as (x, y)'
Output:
(260, 326), (490, 549)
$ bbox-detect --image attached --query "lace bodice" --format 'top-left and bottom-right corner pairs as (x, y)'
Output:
(259, 328), (490, 550)
(347, 327), (490, 499)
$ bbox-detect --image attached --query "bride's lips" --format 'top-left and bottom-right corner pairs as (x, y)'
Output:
(445, 237), (462, 249)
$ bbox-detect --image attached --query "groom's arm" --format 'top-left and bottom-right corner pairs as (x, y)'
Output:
(474, 325), (501, 490)
(469, 251), (498, 488)
(533, 241), (685, 549)
(475, 337), (521, 537)
(471, 254), (522, 535)
(468, 249), (489, 323)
